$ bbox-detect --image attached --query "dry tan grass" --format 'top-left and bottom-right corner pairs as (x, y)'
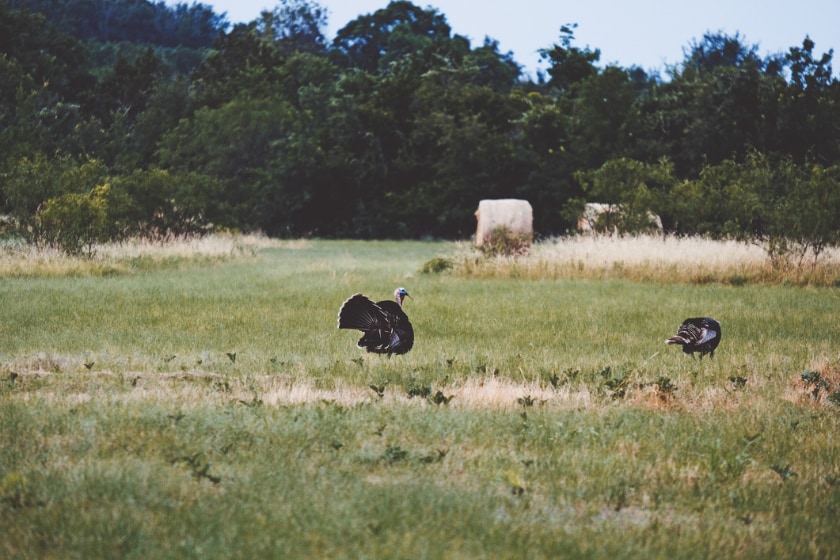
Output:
(10, 368), (836, 415)
(534, 234), (768, 268)
(452, 234), (840, 286)
(9, 371), (580, 410)
(0, 233), (304, 277)
(96, 233), (304, 259)
(442, 376), (591, 410)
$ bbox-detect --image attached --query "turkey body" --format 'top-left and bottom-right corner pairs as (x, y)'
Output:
(665, 317), (721, 359)
(337, 288), (414, 355)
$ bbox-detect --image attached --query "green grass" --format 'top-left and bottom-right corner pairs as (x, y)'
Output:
(2, 238), (839, 559)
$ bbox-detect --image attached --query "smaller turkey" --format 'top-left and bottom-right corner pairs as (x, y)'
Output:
(664, 317), (721, 359)
(337, 287), (414, 355)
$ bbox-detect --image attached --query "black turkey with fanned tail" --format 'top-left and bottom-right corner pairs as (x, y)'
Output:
(337, 287), (414, 355)
(665, 317), (721, 359)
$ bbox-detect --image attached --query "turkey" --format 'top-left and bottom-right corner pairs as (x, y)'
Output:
(665, 317), (721, 359)
(337, 287), (414, 355)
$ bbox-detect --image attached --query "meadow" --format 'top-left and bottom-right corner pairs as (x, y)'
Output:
(1, 235), (839, 559)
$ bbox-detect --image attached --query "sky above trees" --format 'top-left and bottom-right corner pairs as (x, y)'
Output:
(182, 0), (840, 77)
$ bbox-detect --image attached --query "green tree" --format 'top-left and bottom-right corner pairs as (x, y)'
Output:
(107, 168), (218, 240)
(531, 25), (649, 232)
(332, 1), (462, 73)
(86, 47), (168, 169)
(257, 0), (328, 55)
(1, 154), (108, 241)
(463, 38), (521, 92)
(0, 3), (96, 161)
(574, 158), (676, 233)
(538, 24), (600, 93)
(777, 162), (840, 265)
(670, 153), (840, 268)
(394, 63), (529, 236)
(11, 0), (226, 47)
(190, 19), (287, 108)
(668, 159), (740, 236)
(123, 75), (192, 170)
(777, 37), (840, 163)
(513, 90), (580, 232)
(634, 33), (781, 177)
(564, 66), (643, 169)
(155, 96), (300, 230)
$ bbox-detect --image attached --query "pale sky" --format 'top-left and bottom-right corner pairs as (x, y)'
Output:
(179, 0), (839, 78)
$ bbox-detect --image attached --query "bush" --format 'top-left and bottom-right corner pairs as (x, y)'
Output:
(37, 185), (110, 256)
(1, 154), (108, 242)
(108, 169), (217, 241)
(477, 226), (531, 256)
(420, 257), (453, 274)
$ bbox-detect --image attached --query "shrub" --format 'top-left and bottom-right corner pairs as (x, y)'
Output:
(37, 185), (110, 257)
(420, 257), (453, 274)
(1, 154), (108, 243)
(108, 169), (218, 241)
(478, 226), (531, 257)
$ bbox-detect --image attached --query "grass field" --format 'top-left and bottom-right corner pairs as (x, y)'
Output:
(1, 235), (839, 559)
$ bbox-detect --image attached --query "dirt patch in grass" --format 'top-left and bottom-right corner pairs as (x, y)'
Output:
(8, 369), (834, 415)
(785, 365), (840, 407)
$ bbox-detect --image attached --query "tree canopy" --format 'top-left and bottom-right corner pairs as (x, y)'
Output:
(1, 0), (839, 259)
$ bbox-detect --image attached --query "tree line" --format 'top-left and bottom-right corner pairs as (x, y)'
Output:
(1, 0), (839, 261)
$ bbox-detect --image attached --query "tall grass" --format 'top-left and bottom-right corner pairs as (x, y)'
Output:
(451, 234), (840, 286)
(0, 233), (293, 277)
(1, 236), (839, 559)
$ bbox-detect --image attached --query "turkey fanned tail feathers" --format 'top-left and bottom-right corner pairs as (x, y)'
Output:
(337, 292), (414, 355)
(665, 317), (721, 359)
(337, 294), (384, 331)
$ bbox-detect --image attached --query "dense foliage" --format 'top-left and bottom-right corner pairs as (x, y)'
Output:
(1, 0), (839, 256)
